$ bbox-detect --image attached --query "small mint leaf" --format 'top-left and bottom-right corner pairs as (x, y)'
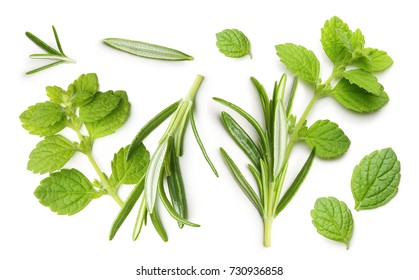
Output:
(354, 48), (394, 72)
(46, 86), (66, 104)
(342, 69), (384, 96)
(216, 29), (251, 58)
(69, 73), (98, 106)
(79, 91), (121, 123)
(321, 16), (353, 64)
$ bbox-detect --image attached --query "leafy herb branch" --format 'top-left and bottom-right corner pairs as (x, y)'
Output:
(215, 16), (393, 247)
(20, 73), (141, 214)
(25, 26), (76, 74)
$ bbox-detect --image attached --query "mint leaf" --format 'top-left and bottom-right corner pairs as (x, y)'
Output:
(275, 43), (320, 85)
(350, 29), (365, 52)
(354, 48), (393, 72)
(84, 90), (130, 139)
(300, 120), (350, 159)
(110, 144), (150, 186)
(216, 29), (251, 58)
(46, 86), (66, 104)
(34, 169), (98, 215)
(351, 148), (401, 210)
(19, 101), (67, 136)
(342, 69), (384, 96)
(28, 135), (77, 174)
(311, 197), (354, 249)
(321, 16), (353, 64)
(79, 91), (121, 123)
(332, 78), (389, 112)
(69, 73), (98, 106)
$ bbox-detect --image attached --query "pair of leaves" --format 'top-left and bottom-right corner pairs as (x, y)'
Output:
(311, 148), (401, 248)
(34, 144), (150, 216)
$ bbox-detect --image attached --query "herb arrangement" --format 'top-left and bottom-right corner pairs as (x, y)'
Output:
(215, 16), (394, 247)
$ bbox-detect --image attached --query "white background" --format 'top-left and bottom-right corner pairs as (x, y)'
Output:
(1, 0), (417, 279)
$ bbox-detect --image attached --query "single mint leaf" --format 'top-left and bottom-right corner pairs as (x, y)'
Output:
(110, 144), (150, 186)
(20, 101), (67, 136)
(354, 48), (394, 72)
(69, 73), (98, 106)
(332, 78), (389, 113)
(275, 43), (320, 85)
(34, 169), (98, 215)
(311, 197), (354, 249)
(216, 29), (251, 58)
(350, 29), (365, 52)
(28, 135), (77, 174)
(84, 90), (130, 139)
(301, 120), (350, 159)
(46, 86), (66, 104)
(79, 91), (121, 123)
(351, 148), (401, 210)
(342, 69), (384, 96)
(321, 16), (353, 64)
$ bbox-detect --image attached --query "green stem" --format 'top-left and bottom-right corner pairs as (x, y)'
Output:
(263, 216), (273, 247)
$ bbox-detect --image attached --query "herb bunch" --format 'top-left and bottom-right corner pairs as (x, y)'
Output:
(215, 16), (393, 247)
(109, 75), (218, 241)
(19, 73), (147, 215)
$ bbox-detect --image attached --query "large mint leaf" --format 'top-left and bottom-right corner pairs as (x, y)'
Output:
(19, 101), (67, 136)
(34, 169), (98, 215)
(110, 144), (150, 187)
(332, 78), (389, 113)
(321, 16), (353, 64)
(84, 90), (130, 139)
(351, 148), (401, 210)
(216, 29), (251, 58)
(342, 69), (383, 96)
(28, 135), (77, 174)
(301, 120), (350, 159)
(68, 73), (98, 106)
(311, 197), (354, 249)
(79, 91), (121, 123)
(275, 43), (320, 85)
(354, 48), (394, 72)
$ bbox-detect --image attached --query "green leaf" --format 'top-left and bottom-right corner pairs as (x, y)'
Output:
(79, 91), (121, 123)
(25, 31), (61, 56)
(221, 112), (261, 168)
(220, 148), (263, 216)
(34, 169), (98, 215)
(354, 48), (394, 72)
(350, 29), (365, 52)
(69, 73), (99, 106)
(311, 197), (354, 249)
(150, 209), (168, 242)
(351, 148), (401, 210)
(332, 78), (389, 113)
(216, 29), (251, 58)
(275, 43), (320, 85)
(301, 120), (350, 159)
(275, 149), (315, 216)
(20, 101), (67, 136)
(127, 100), (180, 160)
(84, 90), (130, 138)
(46, 86), (66, 104)
(28, 135), (77, 174)
(104, 38), (194, 61)
(110, 144), (150, 186)
(342, 69), (383, 96)
(321, 16), (353, 64)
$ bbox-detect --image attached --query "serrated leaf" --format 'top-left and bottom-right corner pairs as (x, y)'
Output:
(69, 73), (98, 106)
(321, 16), (353, 64)
(79, 91), (121, 123)
(46, 86), (66, 104)
(311, 197), (354, 249)
(110, 144), (150, 186)
(332, 78), (389, 113)
(301, 120), (350, 159)
(28, 135), (76, 174)
(275, 43), (320, 85)
(354, 48), (394, 72)
(351, 148), (400, 210)
(216, 29), (251, 58)
(34, 169), (97, 215)
(20, 101), (67, 136)
(350, 29), (365, 51)
(84, 90), (130, 138)
(342, 69), (383, 96)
